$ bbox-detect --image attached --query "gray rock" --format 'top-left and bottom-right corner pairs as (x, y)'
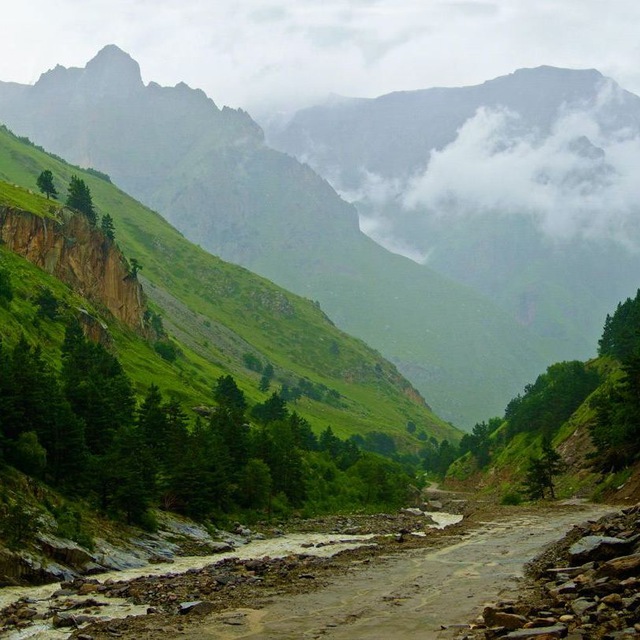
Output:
(483, 607), (527, 629)
(178, 600), (215, 615)
(571, 598), (597, 616)
(597, 553), (640, 579)
(569, 536), (633, 563)
(37, 533), (95, 568)
(505, 625), (567, 638)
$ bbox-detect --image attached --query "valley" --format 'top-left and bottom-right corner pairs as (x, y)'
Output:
(1, 25), (640, 640)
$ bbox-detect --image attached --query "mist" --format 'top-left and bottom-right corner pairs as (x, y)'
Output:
(351, 84), (640, 259)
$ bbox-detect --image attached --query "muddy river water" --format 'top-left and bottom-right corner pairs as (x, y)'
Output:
(181, 503), (615, 640)
(1, 504), (614, 639)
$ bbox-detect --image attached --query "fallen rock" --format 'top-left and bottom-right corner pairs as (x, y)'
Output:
(569, 537), (633, 563)
(597, 554), (640, 579)
(178, 600), (215, 616)
(484, 606), (528, 629)
(505, 624), (567, 638)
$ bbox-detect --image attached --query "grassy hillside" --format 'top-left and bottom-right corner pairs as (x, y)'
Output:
(0, 126), (458, 446)
(444, 355), (630, 501)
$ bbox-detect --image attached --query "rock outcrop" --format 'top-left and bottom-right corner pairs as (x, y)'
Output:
(0, 205), (147, 332)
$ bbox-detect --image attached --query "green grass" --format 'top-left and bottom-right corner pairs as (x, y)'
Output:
(0, 181), (60, 217)
(0, 127), (459, 446)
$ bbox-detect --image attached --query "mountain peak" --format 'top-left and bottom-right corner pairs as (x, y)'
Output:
(487, 65), (606, 93)
(84, 45), (143, 92)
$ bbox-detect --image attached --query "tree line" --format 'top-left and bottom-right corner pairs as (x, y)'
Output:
(0, 318), (413, 529)
(591, 289), (640, 470)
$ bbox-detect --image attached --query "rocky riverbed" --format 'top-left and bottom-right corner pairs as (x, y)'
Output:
(0, 505), (465, 639)
(457, 503), (640, 640)
(0, 500), (627, 640)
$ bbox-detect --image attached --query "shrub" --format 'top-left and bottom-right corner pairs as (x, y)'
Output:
(500, 491), (523, 506)
(154, 339), (178, 362)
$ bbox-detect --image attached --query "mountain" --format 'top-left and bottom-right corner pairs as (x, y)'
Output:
(0, 125), (458, 447)
(0, 182), (439, 542)
(0, 46), (558, 428)
(267, 66), (640, 367)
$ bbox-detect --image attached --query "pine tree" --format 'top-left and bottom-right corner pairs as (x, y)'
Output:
(66, 175), (96, 225)
(61, 320), (135, 455)
(100, 213), (115, 241)
(106, 425), (156, 525)
(213, 375), (247, 418)
(251, 391), (288, 424)
(167, 420), (231, 519)
(36, 170), (58, 199)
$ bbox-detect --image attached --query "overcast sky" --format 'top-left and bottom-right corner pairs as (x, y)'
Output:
(2, 1), (640, 115)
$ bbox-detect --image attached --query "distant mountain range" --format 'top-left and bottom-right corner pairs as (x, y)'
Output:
(0, 46), (567, 428)
(267, 66), (640, 364)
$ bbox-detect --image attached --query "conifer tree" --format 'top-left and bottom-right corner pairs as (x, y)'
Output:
(100, 213), (115, 241)
(61, 320), (135, 454)
(66, 175), (96, 225)
(36, 170), (58, 199)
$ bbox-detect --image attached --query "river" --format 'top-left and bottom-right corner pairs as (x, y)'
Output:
(0, 503), (613, 639)
(170, 503), (615, 639)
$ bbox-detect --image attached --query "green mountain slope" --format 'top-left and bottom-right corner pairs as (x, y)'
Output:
(0, 126), (457, 447)
(445, 292), (640, 500)
(0, 46), (559, 428)
(268, 68), (640, 371)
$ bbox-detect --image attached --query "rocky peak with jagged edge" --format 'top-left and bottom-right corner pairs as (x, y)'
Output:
(35, 44), (144, 98)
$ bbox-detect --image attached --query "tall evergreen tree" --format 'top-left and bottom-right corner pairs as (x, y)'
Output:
(167, 420), (231, 518)
(213, 375), (247, 418)
(61, 320), (135, 454)
(251, 391), (288, 424)
(100, 213), (115, 241)
(66, 175), (96, 225)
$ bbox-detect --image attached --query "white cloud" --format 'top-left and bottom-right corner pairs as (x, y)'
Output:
(399, 86), (640, 248)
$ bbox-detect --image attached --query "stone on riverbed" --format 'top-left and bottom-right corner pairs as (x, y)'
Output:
(483, 606), (528, 629)
(505, 624), (568, 638)
(568, 536), (634, 563)
(178, 600), (215, 615)
(596, 553), (640, 579)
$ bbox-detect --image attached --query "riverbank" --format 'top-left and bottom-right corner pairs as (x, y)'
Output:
(0, 500), (619, 639)
(460, 503), (640, 639)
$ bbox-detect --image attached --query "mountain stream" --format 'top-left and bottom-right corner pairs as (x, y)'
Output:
(0, 504), (614, 639)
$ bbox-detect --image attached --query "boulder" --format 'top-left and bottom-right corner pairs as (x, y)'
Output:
(569, 537), (633, 563)
(484, 606), (528, 629)
(505, 625), (567, 638)
(596, 554), (640, 579)
(178, 600), (215, 616)
(37, 533), (95, 569)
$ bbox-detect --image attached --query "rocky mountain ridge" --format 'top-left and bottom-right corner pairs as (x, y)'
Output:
(267, 65), (640, 372)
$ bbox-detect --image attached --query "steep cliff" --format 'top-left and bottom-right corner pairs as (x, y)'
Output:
(0, 205), (147, 332)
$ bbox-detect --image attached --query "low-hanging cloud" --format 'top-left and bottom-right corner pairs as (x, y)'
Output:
(392, 96), (640, 250)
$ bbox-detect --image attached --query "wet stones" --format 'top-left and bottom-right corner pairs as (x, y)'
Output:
(178, 600), (215, 615)
(458, 505), (640, 640)
(483, 606), (528, 629)
(568, 536), (635, 564)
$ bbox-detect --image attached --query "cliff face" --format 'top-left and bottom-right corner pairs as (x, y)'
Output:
(0, 206), (146, 331)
